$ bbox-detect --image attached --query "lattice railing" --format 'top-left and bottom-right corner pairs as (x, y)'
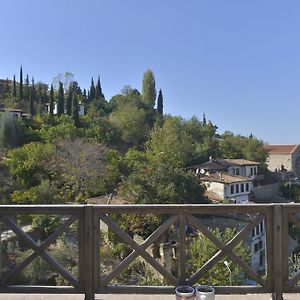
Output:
(0, 204), (298, 300)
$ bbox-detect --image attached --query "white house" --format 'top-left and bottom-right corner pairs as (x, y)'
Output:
(251, 220), (265, 274)
(189, 158), (259, 204)
(201, 172), (253, 204)
(45, 102), (85, 116)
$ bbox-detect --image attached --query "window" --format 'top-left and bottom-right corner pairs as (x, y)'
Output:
(230, 185), (234, 194)
(241, 183), (244, 193)
(260, 222), (264, 232)
(236, 168), (240, 175)
(246, 183), (249, 191)
(236, 184), (239, 193)
(258, 240), (263, 250)
(252, 229), (255, 237)
(254, 167), (257, 175)
(254, 243), (259, 253)
(250, 167), (253, 175)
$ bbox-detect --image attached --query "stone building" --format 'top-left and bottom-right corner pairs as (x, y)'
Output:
(264, 144), (300, 178)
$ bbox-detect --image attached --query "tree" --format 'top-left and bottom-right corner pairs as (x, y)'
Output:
(31, 77), (36, 103)
(95, 76), (104, 99)
(0, 113), (24, 149)
(71, 92), (79, 127)
(66, 89), (72, 116)
(5, 142), (54, 188)
(157, 89), (163, 115)
(109, 102), (148, 145)
(142, 69), (156, 108)
(19, 66), (23, 101)
(146, 117), (194, 168)
(52, 72), (74, 92)
(57, 81), (64, 116)
(24, 74), (30, 101)
(12, 75), (16, 97)
(89, 78), (95, 101)
(29, 87), (34, 116)
(49, 84), (54, 116)
(188, 228), (250, 286)
(119, 159), (207, 205)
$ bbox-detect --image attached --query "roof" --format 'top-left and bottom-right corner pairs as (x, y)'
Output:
(86, 194), (129, 205)
(264, 144), (299, 155)
(204, 190), (223, 203)
(221, 159), (260, 166)
(201, 172), (252, 184)
(188, 158), (259, 171)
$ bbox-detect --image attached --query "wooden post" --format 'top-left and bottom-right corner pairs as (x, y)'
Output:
(84, 205), (95, 300)
(273, 205), (283, 300)
(179, 213), (186, 285)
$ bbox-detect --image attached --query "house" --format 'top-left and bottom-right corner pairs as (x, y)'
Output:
(201, 172), (253, 204)
(0, 108), (23, 118)
(251, 220), (265, 274)
(45, 102), (85, 116)
(191, 158), (259, 179)
(264, 144), (300, 179)
(189, 158), (260, 204)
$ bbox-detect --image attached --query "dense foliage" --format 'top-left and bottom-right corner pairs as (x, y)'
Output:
(0, 68), (267, 205)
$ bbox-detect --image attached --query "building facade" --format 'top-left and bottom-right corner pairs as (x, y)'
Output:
(264, 144), (300, 179)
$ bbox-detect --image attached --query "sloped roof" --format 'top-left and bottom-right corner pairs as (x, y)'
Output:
(264, 144), (299, 155)
(204, 190), (223, 203)
(188, 158), (259, 171)
(201, 173), (252, 184)
(86, 194), (129, 205)
(221, 159), (260, 166)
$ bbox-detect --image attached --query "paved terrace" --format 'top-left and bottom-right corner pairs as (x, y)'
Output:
(1, 294), (300, 299)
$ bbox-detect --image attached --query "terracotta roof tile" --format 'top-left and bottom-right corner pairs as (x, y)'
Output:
(201, 173), (252, 184)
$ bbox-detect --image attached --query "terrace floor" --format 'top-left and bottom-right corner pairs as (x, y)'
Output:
(1, 294), (300, 300)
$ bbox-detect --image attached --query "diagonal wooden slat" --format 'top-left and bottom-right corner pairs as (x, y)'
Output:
(0, 216), (78, 288)
(100, 214), (178, 286)
(187, 213), (266, 287)
(100, 214), (178, 285)
(0, 215), (77, 286)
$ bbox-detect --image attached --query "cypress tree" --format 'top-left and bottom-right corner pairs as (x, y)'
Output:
(66, 88), (72, 115)
(89, 78), (95, 101)
(49, 84), (54, 116)
(31, 77), (36, 104)
(12, 75), (16, 97)
(24, 74), (29, 101)
(57, 81), (64, 116)
(142, 69), (156, 108)
(19, 66), (23, 101)
(72, 93), (79, 127)
(203, 113), (207, 125)
(29, 86), (34, 115)
(82, 88), (87, 103)
(95, 76), (104, 99)
(157, 89), (163, 115)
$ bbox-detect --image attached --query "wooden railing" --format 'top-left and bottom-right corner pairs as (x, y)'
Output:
(0, 204), (299, 300)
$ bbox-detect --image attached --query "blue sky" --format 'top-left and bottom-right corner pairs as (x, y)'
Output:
(1, 0), (300, 144)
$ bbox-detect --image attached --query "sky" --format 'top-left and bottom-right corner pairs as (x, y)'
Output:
(1, 0), (300, 144)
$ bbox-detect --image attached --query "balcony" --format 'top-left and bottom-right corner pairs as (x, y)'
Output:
(0, 204), (300, 300)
